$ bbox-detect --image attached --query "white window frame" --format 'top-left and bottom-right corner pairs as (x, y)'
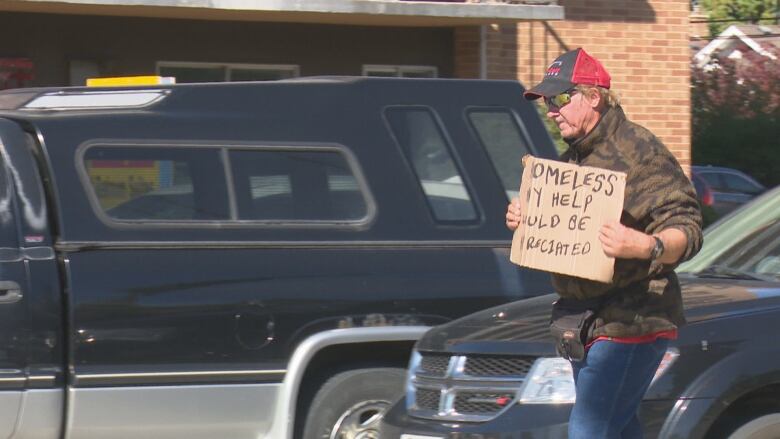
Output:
(156, 61), (300, 82)
(362, 64), (438, 78)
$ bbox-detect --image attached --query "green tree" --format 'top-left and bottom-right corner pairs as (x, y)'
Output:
(699, 0), (778, 35)
(534, 102), (568, 156)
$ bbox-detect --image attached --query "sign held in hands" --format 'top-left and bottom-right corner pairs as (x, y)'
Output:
(510, 155), (626, 283)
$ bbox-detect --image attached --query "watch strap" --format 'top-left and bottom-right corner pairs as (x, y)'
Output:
(650, 236), (664, 260)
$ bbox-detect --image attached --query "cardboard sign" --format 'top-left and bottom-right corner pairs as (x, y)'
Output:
(510, 156), (626, 283)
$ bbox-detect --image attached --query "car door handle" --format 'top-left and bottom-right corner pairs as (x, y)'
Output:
(0, 281), (22, 304)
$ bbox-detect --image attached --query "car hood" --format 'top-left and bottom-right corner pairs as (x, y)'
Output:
(416, 275), (780, 355)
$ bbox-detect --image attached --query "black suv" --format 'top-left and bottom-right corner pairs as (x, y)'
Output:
(381, 185), (780, 439)
(0, 77), (558, 439)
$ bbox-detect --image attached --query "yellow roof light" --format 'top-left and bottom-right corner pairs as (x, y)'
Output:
(86, 76), (176, 87)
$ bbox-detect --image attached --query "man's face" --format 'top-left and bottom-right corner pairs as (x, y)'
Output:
(545, 88), (600, 140)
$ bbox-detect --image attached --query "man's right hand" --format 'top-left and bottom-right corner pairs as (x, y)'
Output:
(505, 197), (521, 231)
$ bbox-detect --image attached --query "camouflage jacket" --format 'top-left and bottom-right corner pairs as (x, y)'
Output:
(553, 106), (703, 339)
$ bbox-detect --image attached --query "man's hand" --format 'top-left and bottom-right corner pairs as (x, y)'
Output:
(599, 220), (655, 259)
(506, 198), (522, 231)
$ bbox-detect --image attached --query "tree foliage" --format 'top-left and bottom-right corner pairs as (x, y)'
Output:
(691, 48), (780, 187)
(699, 0), (778, 35)
(535, 102), (569, 155)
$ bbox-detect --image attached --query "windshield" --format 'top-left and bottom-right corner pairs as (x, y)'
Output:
(677, 186), (780, 280)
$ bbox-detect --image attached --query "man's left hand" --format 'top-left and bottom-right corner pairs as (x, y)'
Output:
(598, 220), (654, 259)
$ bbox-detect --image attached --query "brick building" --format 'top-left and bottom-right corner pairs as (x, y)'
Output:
(460, 0), (693, 166)
(0, 0), (692, 164)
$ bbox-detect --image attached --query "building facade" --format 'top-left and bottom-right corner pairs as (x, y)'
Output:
(0, 0), (691, 164)
(460, 0), (693, 166)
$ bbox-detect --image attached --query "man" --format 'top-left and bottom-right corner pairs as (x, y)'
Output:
(505, 48), (702, 438)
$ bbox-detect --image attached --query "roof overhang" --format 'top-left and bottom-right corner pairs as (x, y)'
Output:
(0, 0), (564, 26)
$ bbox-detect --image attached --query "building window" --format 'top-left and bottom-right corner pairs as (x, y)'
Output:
(156, 62), (300, 83)
(0, 58), (34, 90)
(362, 65), (438, 78)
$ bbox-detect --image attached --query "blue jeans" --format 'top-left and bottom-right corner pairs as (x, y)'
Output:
(568, 338), (669, 439)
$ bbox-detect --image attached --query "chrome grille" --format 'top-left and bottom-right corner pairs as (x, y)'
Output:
(454, 391), (515, 414)
(464, 355), (535, 377)
(409, 352), (538, 422)
(414, 388), (441, 411)
(419, 354), (450, 377)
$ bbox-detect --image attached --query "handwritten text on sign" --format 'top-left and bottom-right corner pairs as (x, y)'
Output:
(510, 156), (626, 283)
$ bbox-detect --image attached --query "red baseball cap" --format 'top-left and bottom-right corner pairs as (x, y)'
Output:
(524, 48), (611, 100)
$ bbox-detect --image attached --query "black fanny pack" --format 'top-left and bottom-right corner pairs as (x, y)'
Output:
(550, 298), (600, 362)
(550, 284), (647, 361)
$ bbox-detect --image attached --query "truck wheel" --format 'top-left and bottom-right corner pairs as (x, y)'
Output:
(727, 413), (780, 439)
(302, 367), (405, 439)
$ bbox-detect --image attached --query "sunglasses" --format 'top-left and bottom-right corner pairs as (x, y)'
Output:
(544, 89), (578, 109)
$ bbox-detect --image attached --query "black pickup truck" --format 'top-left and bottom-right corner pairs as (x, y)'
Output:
(0, 77), (558, 439)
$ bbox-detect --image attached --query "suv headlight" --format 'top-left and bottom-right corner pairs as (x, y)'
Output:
(517, 357), (576, 404)
(517, 348), (679, 405)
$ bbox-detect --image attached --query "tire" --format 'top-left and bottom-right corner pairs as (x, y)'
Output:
(301, 367), (406, 439)
(727, 414), (780, 439)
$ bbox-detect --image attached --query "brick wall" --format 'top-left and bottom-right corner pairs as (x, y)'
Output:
(455, 0), (693, 168)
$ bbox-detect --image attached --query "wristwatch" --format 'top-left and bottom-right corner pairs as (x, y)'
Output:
(650, 236), (665, 261)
